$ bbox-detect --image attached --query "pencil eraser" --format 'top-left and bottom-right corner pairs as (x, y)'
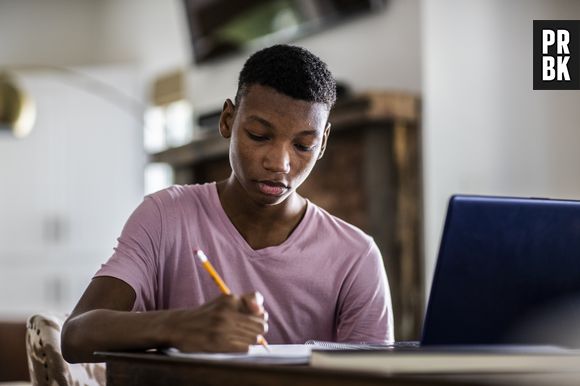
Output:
(194, 249), (208, 262)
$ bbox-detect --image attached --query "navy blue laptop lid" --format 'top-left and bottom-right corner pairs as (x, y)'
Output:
(422, 195), (580, 346)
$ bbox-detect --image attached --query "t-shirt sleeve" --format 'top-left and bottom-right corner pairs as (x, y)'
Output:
(336, 239), (394, 343)
(94, 196), (163, 311)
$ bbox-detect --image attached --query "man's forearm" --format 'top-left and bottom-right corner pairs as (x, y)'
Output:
(61, 309), (171, 363)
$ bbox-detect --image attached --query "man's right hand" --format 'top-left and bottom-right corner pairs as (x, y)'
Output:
(61, 277), (268, 363)
(165, 292), (268, 353)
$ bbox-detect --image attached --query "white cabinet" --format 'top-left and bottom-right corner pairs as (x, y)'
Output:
(0, 66), (144, 317)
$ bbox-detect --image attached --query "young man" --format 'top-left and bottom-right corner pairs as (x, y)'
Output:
(61, 45), (393, 363)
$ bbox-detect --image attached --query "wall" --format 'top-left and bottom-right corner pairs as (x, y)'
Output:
(95, 0), (422, 111)
(188, 0), (422, 112)
(0, 0), (146, 317)
(422, 0), (580, 292)
(0, 0), (102, 66)
(98, 0), (191, 78)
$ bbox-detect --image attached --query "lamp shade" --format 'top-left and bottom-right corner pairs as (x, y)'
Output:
(0, 72), (36, 138)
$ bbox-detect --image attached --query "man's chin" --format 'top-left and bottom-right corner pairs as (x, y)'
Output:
(252, 189), (292, 206)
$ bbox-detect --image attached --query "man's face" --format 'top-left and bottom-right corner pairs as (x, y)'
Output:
(220, 84), (330, 206)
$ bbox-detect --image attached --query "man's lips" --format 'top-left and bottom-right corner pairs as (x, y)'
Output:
(256, 180), (289, 196)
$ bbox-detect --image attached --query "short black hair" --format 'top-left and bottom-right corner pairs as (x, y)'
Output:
(235, 44), (336, 110)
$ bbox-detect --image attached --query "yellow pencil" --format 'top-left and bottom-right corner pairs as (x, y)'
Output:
(194, 249), (270, 351)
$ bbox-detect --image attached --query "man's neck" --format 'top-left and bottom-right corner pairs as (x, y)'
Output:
(216, 177), (307, 250)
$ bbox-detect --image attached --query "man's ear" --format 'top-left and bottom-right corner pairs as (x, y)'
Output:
(318, 122), (332, 160)
(219, 99), (236, 139)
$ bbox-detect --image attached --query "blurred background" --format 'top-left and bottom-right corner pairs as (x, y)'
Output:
(1, 0), (580, 382)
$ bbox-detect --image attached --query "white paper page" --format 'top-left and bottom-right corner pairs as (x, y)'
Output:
(164, 344), (311, 365)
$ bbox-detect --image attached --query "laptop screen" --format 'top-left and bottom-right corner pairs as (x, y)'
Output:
(422, 195), (580, 346)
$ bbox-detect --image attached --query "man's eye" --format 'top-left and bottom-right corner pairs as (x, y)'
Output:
(248, 133), (268, 141)
(295, 143), (316, 152)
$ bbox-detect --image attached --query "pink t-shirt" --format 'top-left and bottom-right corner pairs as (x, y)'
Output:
(95, 183), (394, 344)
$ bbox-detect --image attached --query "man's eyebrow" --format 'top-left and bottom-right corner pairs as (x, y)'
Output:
(247, 115), (321, 136)
(247, 115), (274, 129)
(295, 129), (320, 136)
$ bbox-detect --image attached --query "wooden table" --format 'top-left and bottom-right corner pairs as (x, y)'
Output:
(0, 320), (29, 382)
(98, 352), (580, 386)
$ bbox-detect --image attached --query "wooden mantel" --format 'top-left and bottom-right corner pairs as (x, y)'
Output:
(150, 92), (417, 166)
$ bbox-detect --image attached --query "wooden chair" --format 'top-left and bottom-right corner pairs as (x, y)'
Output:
(25, 313), (105, 386)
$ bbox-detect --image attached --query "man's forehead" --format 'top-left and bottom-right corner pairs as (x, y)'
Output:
(238, 84), (330, 112)
(243, 86), (325, 108)
(245, 114), (324, 135)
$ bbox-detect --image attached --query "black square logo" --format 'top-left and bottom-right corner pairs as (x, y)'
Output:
(533, 20), (579, 90)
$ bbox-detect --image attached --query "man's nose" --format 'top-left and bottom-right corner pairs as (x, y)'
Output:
(263, 143), (291, 174)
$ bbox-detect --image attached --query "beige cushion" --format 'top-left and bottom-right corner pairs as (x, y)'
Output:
(25, 313), (105, 386)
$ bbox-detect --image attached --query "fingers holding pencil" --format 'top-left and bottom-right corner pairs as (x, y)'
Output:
(240, 292), (265, 316)
(169, 294), (268, 353)
(240, 292), (270, 349)
(194, 249), (270, 351)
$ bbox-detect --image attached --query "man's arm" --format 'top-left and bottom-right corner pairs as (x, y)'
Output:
(336, 241), (394, 343)
(61, 277), (267, 363)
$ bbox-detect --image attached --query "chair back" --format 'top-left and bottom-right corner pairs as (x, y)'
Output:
(26, 313), (105, 386)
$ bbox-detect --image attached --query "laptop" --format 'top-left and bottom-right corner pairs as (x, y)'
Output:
(309, 194), (580, 351)
(421, 194), (580, 346)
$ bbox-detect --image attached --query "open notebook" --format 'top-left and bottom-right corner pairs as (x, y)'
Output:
(165, 344), (311, 365)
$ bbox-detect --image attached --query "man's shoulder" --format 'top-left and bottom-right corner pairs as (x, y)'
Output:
(307, 201), (373, 251)
(146, 183), (214, 207)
